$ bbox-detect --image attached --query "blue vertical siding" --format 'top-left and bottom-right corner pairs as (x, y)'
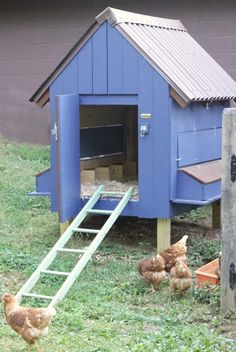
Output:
(170, 98), (223, 209)
(153, 73), (171, 218)
(137, 57), (156, 217)
(170, 99), (178, 203)
(77, 40), (93, 94)
(177, 128), (222, 166)
(174, 100), (222, 132)
(107, 25), (138, 94)
(62, 57), (77, 93)
(107, 25), (123, 93)
(92, 22), (107, 94)
(123, 40), (138, 94)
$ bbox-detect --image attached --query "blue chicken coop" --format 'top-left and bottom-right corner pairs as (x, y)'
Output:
(30, 8), (236, 249)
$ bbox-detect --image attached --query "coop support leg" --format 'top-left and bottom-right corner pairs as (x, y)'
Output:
(212, 200), (221, 229)
(59, 220), (70, 235)
(157, 218), (171, 253)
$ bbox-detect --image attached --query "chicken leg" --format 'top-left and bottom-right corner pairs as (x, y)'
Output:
(35, 341), (42, 352)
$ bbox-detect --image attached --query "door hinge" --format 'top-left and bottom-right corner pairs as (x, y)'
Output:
(51, 122), (58, 141)
(229, 263), (236, 290)
(231, 154), (236, 183)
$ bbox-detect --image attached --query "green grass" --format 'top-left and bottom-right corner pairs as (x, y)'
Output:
(0, 136), (236, 351)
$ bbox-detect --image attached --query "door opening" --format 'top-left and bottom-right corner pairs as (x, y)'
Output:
(80, 105), (139, 199)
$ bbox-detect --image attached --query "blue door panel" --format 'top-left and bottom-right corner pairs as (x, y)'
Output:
(50, 78), (64, 212)
(56, 94), (80, 222)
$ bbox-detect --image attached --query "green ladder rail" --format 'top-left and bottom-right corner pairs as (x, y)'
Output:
(15, 185), (133, 308)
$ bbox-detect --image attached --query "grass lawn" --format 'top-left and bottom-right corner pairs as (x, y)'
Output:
(0, 136), (236, 352)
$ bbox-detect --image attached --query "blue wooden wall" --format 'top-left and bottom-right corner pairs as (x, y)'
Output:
(170, 99), (223, 204)
(49, 20), (225, 219)
(49, 21), (171, 218)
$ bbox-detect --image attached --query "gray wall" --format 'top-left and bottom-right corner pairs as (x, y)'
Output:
(0, 0), (236, 144)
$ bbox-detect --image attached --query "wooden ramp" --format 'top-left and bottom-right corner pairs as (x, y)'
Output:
(16, 185), (133, 308)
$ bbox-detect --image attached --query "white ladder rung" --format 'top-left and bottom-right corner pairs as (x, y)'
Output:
(41, 269), (70, 276)
(57, 248), (86, 254)
(100, 191), (125, 196)
(87, 209), (113, 215)
(22, 293), (54, 300)
(73, 228), (100, 234)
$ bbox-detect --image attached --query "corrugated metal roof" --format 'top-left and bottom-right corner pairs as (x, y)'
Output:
(106, 8), (236, 102)
(30, 7), (236, 104)
(96, 7), (186, 31)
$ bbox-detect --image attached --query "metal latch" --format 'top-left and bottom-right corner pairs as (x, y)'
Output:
(231, 155), (236, 182)
(229, 263), (236, 290)
(140, 124), (149, 138)
(51, 122), (58, 141)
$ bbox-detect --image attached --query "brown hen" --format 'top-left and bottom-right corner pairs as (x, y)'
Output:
(138, 253), (165, 274)
(2, 293), (56, 351)
(160, 235), (188, 272)
(138, 254), (168, 291)
(169, 258), (192, 293)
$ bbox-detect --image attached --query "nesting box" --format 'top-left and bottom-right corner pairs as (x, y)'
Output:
(30, 8), (236, 223)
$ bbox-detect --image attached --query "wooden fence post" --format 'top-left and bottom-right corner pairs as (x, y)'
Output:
(221, 108), (236, 312)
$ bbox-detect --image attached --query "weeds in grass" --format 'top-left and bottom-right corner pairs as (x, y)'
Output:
(175, 206), (212, 223)
(191, 285), (221, 308)
(188, 238), (221, 267)
(0, 137), (236, 351)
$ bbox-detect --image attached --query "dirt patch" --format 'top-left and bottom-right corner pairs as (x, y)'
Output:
(82, 215), (221, 250)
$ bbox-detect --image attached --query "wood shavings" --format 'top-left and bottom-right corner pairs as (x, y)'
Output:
(81, 179), (139, 199)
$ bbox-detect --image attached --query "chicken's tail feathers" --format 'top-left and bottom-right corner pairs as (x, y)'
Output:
(179, 235), (188, 245)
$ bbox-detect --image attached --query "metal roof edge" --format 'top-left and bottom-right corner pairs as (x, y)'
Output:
(96, 7), (186, 31)
(29, 21), (99, 103)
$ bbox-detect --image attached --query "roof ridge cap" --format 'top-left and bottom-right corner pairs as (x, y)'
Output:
(96, 7), (186, 31)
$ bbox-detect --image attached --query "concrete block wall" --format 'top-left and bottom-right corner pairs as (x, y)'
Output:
(0, 0), (235, 144)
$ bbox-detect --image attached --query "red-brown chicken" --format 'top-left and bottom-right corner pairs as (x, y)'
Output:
(138, 254), (168, 291)
(160, 235), (188, 272)
(138, 254), (165, 274)
(169, 258), (192, 293)
(2, 293), (56, 351)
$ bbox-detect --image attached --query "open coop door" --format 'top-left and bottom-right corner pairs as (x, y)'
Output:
(56, 95), (80, 223)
